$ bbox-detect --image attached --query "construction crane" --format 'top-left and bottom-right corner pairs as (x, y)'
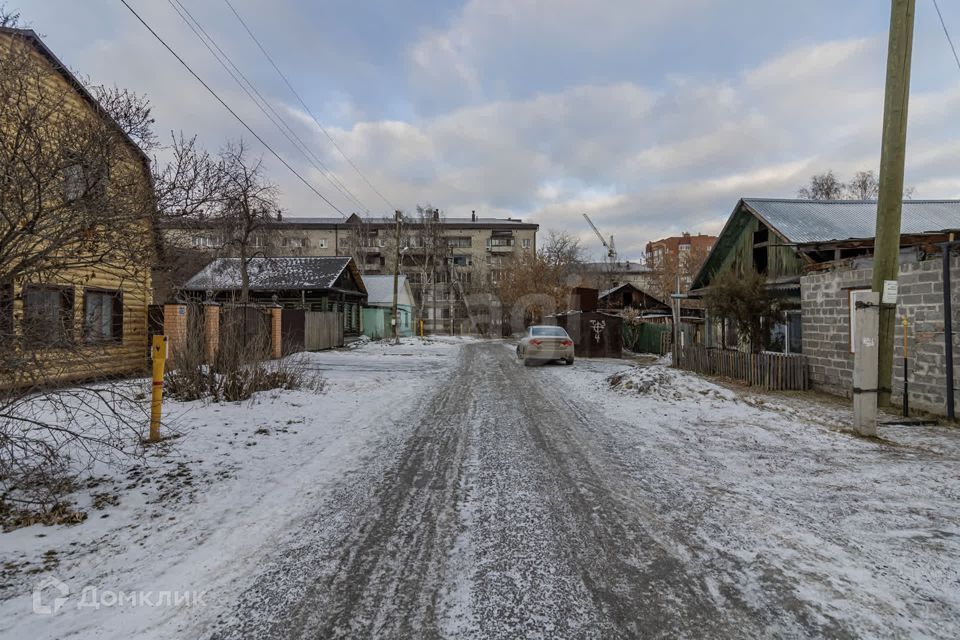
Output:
(582, 212), (617, 264)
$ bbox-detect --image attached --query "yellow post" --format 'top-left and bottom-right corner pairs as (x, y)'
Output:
(149, 335), (167, 443)
(419, 319), (424, 337)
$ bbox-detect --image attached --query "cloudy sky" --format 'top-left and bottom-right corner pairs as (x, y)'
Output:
(17, 0), (960, 259)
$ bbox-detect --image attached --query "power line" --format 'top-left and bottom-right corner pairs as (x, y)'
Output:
(932, 0), (960, 73)
(118, 0), (347, 217)
(222, 0), (397, 212)
(165, 0), (370, 214)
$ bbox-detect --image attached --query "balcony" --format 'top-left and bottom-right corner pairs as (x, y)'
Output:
(487, 244), (515, 253)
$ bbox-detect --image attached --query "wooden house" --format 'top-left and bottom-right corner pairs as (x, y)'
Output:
(181, 257), (368, 336)
(0, 28), (154, 386)
(598, 282), (669, 315)
(690, 198), (960, 354)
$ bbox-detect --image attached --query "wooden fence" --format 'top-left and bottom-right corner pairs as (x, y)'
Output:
(304, 311), (343, 351)
(677, 345), (809, 391)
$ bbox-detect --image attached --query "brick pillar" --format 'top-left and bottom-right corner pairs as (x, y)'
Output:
(163, 303), (188, 367)
(270, 306), (282, 359)
(203, 302), (220, 363)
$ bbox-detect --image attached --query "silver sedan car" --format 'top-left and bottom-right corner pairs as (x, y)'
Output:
(517, 325), (575, 366)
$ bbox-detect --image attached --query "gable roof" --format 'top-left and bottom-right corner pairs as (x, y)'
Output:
(361, 275), (411, 305)
(598, 282), (668, 306)
(183, 257), (365, 294)
(741, 198), (960, 244)
(0, 27), (150, 166)
(691, 198), (960, 291)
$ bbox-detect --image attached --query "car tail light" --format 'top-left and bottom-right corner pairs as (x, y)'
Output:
(530, 339), (543, 346)
(560, 339), (573, 346)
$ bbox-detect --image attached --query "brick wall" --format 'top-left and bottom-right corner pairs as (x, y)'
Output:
(800, 256), (960, 416)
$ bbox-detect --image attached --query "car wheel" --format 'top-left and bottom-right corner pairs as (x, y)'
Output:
(523, 357), (534, 367)
(565, 357), (575, 365)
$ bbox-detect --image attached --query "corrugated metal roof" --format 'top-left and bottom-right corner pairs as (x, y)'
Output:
(742, 198), (960, 244)
(183, 257), (354, 291)
(362, 275), (409, 305)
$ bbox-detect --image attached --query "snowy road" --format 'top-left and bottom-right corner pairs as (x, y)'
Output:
(209, 341), (960, 639)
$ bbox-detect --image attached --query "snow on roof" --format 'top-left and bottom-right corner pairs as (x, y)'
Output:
(742, 198), (960, 244)
(361, 275), (408, 305)
(183, 257), (354, 291)
(584, 261), (651, 273)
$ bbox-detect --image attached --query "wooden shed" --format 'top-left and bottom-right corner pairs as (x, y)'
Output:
(555, 311), (623, 359)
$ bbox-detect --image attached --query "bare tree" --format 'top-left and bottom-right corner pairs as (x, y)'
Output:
(1, 3), (21, 27)
(404, 206), (451, 333)
(216, 141), (278, 304)
(86, 83), (158, 153)
(542, 230), (586, 268)
(1, 33), (155, 522)
(846, 170), (880, 200)
(800, 169), (915, 201)
(797, 170), (844, 200)
(0, 36), (152, 298)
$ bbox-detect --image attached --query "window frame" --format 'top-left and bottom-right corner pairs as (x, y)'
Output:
(22, 284), (76, 348)
(82, 288), (124, 343)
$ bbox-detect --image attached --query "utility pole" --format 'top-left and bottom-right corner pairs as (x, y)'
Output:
(872, 0), (916, 406)
(391, 210), (402, 344)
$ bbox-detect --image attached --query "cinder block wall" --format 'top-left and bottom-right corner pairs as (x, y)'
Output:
(800, 256), (960, 416)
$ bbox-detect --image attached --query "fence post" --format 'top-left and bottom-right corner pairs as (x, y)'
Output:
(269, 306), (282, 359)
(203, 301), (220, 363)
(853, 292), (881, 436)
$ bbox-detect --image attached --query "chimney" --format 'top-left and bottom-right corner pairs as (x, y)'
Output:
(471, 210), (476, 222)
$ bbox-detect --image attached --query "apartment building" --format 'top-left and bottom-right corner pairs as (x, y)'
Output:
(163, 211), (538, 334)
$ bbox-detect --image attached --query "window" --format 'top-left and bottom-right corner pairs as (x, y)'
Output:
(522, 238), (531, 249)
(318, 238), (328, 249)
(752, 227), (769, 274)
(192, 235), (220, 248)
(448, 237), (472, 248)
(723, 318), (738, 349)
(251, 235), (267, 248)
(450, 255), (471, 267)
(63, 161), (85, 201)
(84, 289), (123, 342)
(63, 154), (108, 202)
(283, 237), (304, 248)
(487, 237), (515, 248)
(23, 286), (75, 346)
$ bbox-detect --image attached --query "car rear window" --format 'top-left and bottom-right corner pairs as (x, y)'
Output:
(531, 327), (568, 337)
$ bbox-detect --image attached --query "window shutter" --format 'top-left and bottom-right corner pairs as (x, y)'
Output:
(62, 288), (76, 343)
(112, 291), (124, 341)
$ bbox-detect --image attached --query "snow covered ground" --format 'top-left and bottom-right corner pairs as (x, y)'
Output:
(2, 337), (959, 638)
(541, 355), (960, 638)
(0, 337), (467, 640)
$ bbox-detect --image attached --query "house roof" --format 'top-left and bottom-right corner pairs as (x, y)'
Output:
(0, 27), (150, 166)
(584, 261), (651, 273)
(598, 282), (668, 306)
(691, 198), (960, 291)
(183, 257), (365, 294)
(741, 198), (960, 244)
(361, 275), (410, 305)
